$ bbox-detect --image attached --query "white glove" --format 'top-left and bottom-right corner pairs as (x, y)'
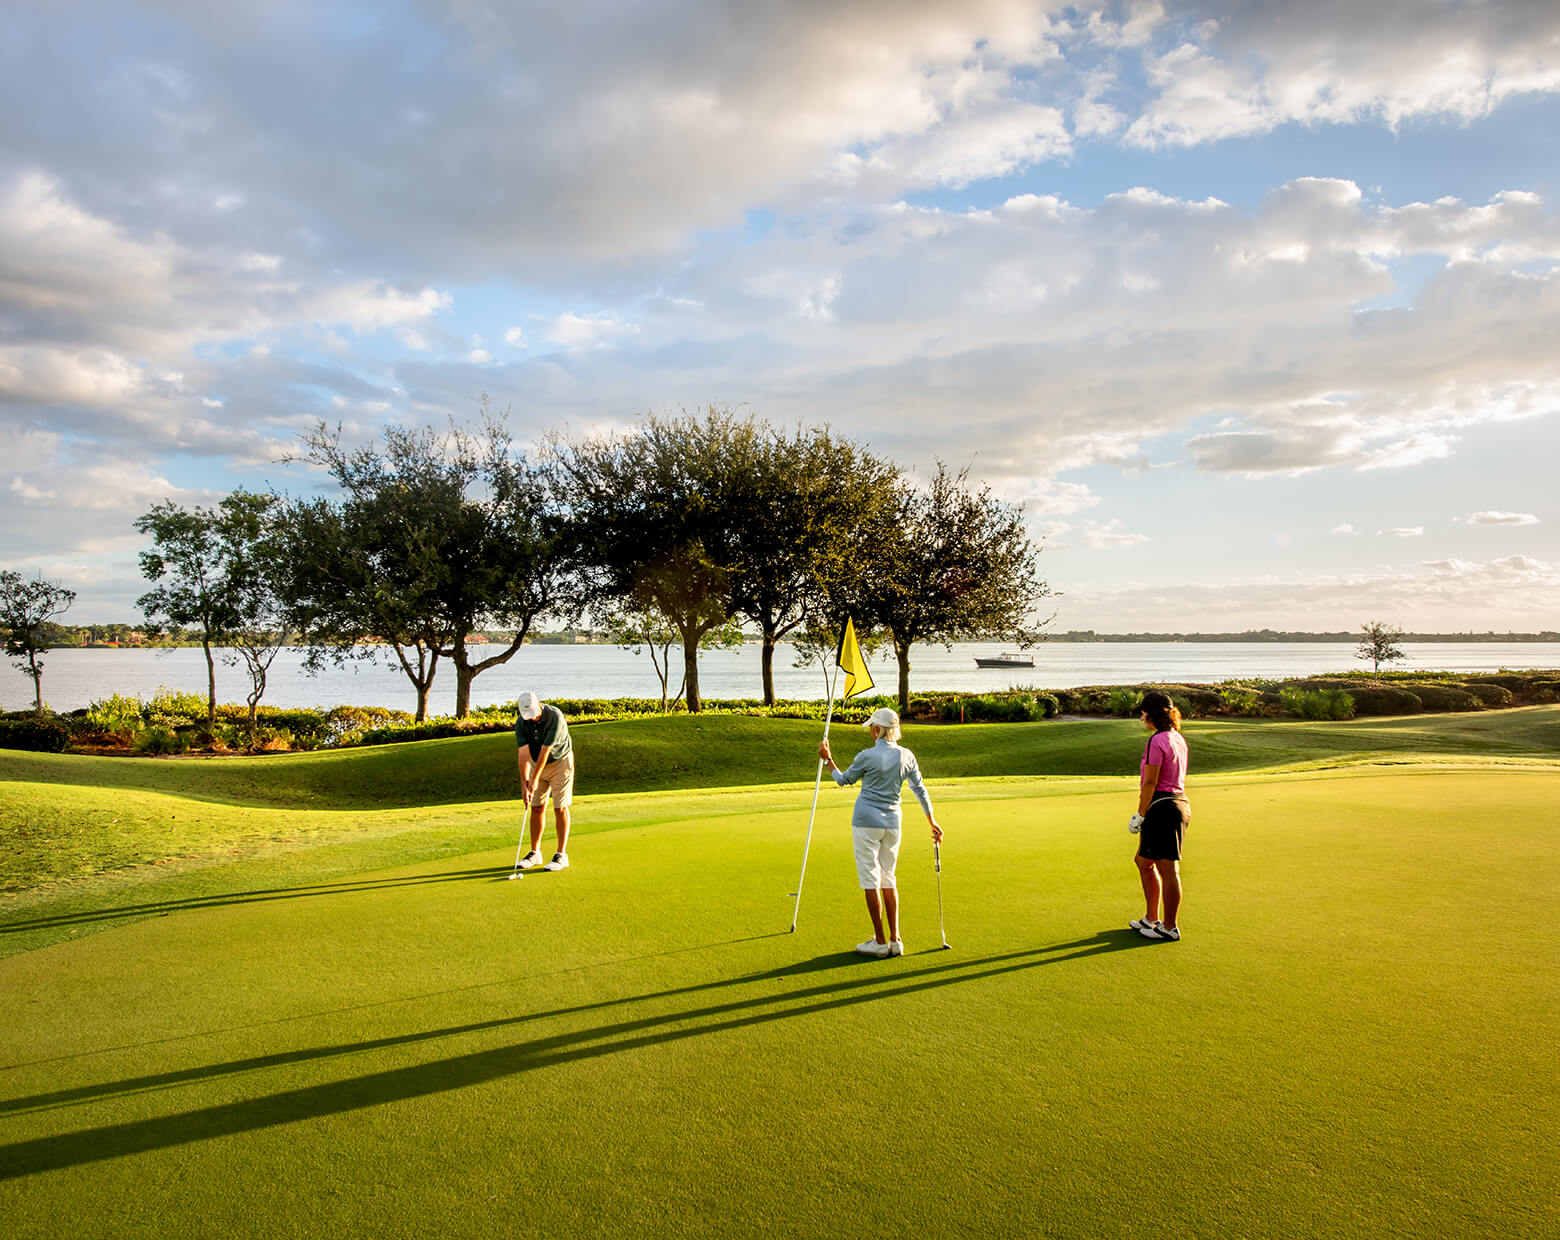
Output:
(1128, 814), (1144, 835)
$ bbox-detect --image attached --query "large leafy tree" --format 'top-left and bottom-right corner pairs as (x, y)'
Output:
(845, 462), (1052, 711)
(215, 491), (290, 739)
(279, 406), (573, 719)
(728, 424), (899, 705)
(135, 489), (286, 735)
(546, 406), (764, 714)
(0, 570), (77, 715)
(135, 501), (234, 732)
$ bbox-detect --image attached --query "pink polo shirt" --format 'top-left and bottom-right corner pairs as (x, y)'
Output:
(1141, 729), (1188, 793)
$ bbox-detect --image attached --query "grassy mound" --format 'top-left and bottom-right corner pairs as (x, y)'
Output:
(4, 708), (1559, 903)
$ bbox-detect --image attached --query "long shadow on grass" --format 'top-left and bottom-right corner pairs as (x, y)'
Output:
(0, 931), (1141, 1177)
(0, 867), (514, 936)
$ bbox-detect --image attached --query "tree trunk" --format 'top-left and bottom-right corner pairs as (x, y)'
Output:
(28, 653), (42, 715)
(453, 655), (474, 719)
(681, 624), (702, 714)
(448, 630), (529, 719)
(391, 642), (438, 722)
(201, 634), (217, 733)
(760, 629), (777, 705)
(895, 640), (912, 713)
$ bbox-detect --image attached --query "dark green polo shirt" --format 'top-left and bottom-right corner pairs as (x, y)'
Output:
(516, 703), (571, 764)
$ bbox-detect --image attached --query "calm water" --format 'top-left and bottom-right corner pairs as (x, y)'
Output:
(8, 642), (1560, 715)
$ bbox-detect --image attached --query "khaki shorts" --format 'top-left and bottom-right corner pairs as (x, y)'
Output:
(529, 754), (575, 808)
(853, 825), (901, 889)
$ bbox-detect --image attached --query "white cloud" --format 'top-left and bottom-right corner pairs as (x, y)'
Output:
(1383, 527), (1425, 537)
(504, 326), (527, 347)
(543, 313), (640, 347)
(10, 476), (56, 502)
(1083, 519), (1150, 548)
(1332, 523), (1356, 534)
(1462, 510), (1541, 526)
(1065, 554), (1560, 632)
(1126, 2), (1560, 149)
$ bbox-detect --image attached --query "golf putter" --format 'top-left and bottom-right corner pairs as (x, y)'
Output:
(934, 839), (950, 949)
(508, 791), (529, 880)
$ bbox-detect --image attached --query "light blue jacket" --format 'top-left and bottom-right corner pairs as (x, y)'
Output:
(831, 737), (934, 830)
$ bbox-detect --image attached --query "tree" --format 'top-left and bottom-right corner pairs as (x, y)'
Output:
(278, 403), (575, 719)
(846, 462), (1051, 712)
(547, 406), (760, 713)
(0, 570), (77, 715)
(1356, 620), (1407, 673)
(728, 424), (899, 704)
(214, 491), (290, 740)
(135, 501), (232, 733)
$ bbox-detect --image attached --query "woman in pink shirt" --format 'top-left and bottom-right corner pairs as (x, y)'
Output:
(1128, 689), (1190, 941)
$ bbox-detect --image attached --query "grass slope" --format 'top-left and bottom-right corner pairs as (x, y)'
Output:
(1, 771), (1554, 1239)
(7, 707), (1560, 811)
(4, 708), (1558, 947)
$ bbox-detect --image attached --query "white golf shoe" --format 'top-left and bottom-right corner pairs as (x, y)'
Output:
(855, 939), (891, 958)
(543, 852), (570, 872)
(888, 940), (905, 957)
(518, 850), (543, 868)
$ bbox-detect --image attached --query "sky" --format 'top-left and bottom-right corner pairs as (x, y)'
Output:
(3, 0), (1559, 632)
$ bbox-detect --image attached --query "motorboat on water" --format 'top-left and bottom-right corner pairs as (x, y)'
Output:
(973, 652), (1035, 669)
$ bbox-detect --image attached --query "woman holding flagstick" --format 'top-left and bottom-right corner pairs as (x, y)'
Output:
(820, 706), (942, 957)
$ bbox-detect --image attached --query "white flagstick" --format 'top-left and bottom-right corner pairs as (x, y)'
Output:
(790, 656), (842, 932)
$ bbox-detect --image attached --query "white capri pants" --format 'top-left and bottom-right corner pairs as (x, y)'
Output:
(852, 825), (902, 890)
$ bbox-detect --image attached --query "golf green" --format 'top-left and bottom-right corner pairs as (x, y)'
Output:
(1, 769), (1553, 1238)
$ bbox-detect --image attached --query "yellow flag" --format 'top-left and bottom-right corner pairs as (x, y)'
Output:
(835, 618), (875, 700)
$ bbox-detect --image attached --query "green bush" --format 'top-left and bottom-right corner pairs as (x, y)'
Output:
(85, 693), (145, 736)
(1217, 686), (1267, 716)
(1403, 683), (1482, 712)
(1460, 683), (1514, 707)
(0, 717), (71, 752)
(147, 687), (208, 726)
(1278, 687), (1355, 721)
(1107, 688), (1139, 717)
(1031, 691), (1060, 719)
(1343, 685), (1423, 716)
(133, 725), (190, 756)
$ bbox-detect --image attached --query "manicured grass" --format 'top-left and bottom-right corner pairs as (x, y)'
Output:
(5, 707), (1558, 900)
(1, 770), (1554, 1238)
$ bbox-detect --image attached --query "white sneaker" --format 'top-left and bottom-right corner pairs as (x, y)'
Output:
(1129, 918), (1158, 932)
(542, 852), (570, 872)
(518, 850), (543, 868)
(855, 939), (891, 958)
(888, 940), (905, 957)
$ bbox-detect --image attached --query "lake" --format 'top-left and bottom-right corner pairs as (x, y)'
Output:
(8, 641), (1560, 715)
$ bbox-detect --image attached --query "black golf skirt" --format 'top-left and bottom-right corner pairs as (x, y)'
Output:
(1137, 792), (1190, 862)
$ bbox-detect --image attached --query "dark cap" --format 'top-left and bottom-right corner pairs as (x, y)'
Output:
(1135, 689), (1174, 715)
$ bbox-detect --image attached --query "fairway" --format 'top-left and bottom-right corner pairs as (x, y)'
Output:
(2, 768), (1554, 1238)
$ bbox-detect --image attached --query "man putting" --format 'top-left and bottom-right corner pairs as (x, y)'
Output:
(515, 690), (574, 871)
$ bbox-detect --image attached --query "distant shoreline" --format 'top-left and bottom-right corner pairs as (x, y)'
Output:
(1043, 632), (1560, 644)
(50, 631), (1560, 650)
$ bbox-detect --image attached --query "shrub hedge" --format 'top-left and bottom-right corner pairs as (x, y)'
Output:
(32, 669), (1560, 755)
(0, 717), (71, 753)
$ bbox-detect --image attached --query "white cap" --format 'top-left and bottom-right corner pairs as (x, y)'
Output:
(862, 707), (900, 730)
(517, 691), (543, 720)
